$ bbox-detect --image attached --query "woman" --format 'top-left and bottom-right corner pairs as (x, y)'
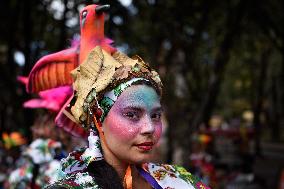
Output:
(44, 46), (209, 189)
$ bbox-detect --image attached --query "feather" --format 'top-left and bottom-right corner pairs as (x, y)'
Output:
(27, 47), (79, 93)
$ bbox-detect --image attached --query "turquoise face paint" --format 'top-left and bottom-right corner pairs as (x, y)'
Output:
(116, 86), (161, 114)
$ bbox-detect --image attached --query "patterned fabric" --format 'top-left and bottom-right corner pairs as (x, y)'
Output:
(145, 163), (210, 189)
(46, 172), (100, 189)
(7, 138), (64, 189)
(9, 161), (64, 189)
(99, 77), (148, 121)
(23, 138), (61, 164)
(46, 143), (209, 189)
(8, 161), (34, 188)
(61, 131), (103, 174)
(46, 162), (209, 189)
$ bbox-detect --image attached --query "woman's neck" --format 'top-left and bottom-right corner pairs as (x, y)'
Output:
(100, 138), (151, 188)
(101, 140), (129, 179)
(102, 137), (151, 189)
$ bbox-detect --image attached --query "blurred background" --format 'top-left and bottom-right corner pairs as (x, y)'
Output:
(0, 0), (284, 188)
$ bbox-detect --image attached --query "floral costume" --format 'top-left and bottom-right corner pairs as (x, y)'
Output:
(8, 138), (64, 189)
(46, 140), (209, 189)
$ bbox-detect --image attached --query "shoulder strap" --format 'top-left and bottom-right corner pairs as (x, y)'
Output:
(137, 166), (163, 189)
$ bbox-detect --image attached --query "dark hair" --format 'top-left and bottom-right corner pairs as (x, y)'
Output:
(87, 160), (124, 189)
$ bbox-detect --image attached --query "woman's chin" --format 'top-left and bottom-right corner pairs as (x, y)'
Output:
(127, 152), (155, 164)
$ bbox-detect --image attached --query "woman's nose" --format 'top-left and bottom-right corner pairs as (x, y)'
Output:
(140, 116), (155, 135)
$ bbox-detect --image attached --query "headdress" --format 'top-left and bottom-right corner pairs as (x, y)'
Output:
(68, 46), (162, 129)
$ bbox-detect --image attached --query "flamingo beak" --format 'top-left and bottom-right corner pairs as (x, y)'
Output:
(95, 4), (110, 15)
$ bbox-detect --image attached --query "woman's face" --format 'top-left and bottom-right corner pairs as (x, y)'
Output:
(102, 85), (163, 164)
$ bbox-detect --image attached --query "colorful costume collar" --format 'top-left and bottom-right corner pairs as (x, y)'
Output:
(61, 131), (102, 174)
(51, 145), (210, 189)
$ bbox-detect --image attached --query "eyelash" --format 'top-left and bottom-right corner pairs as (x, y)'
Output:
(123, 112), (139, 120)
(151, 113), (162, 121)
(123, 112), (162, 122)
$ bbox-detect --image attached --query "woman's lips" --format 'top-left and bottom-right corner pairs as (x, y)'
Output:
(135, 142), (154, 151)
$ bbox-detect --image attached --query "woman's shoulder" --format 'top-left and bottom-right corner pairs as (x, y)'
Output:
(45, 172), (100, 189)
(143, 162), (210, 189)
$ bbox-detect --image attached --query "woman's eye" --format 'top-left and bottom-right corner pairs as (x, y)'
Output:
(151, 113), (161, 121)
(123, 112), (139, 120)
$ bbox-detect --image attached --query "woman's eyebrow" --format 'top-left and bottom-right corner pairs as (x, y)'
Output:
(122, 106), (143, 111)
(122, 105), (163, 112)
(152, 106), (163, 112)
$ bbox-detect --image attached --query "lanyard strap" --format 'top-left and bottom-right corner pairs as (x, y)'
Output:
(137, 167), (162, 189)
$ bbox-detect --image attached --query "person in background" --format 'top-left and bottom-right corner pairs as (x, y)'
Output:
(5, 115), (65, 189)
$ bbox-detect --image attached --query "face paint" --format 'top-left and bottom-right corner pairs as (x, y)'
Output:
(102, 85), (162, 164)
(99, 78), (149, 122)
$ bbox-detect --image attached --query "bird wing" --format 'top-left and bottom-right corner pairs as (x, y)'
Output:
(27, 47), (79, 93)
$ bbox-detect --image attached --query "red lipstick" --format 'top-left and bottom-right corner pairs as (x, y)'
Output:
(135, 142), (154, 151)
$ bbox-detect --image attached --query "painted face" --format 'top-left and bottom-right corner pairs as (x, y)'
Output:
(102, 85), (163, 164)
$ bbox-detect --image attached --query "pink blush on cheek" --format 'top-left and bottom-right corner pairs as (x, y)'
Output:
(106, 115), (140, 141)
(153, 124), (162, 142)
